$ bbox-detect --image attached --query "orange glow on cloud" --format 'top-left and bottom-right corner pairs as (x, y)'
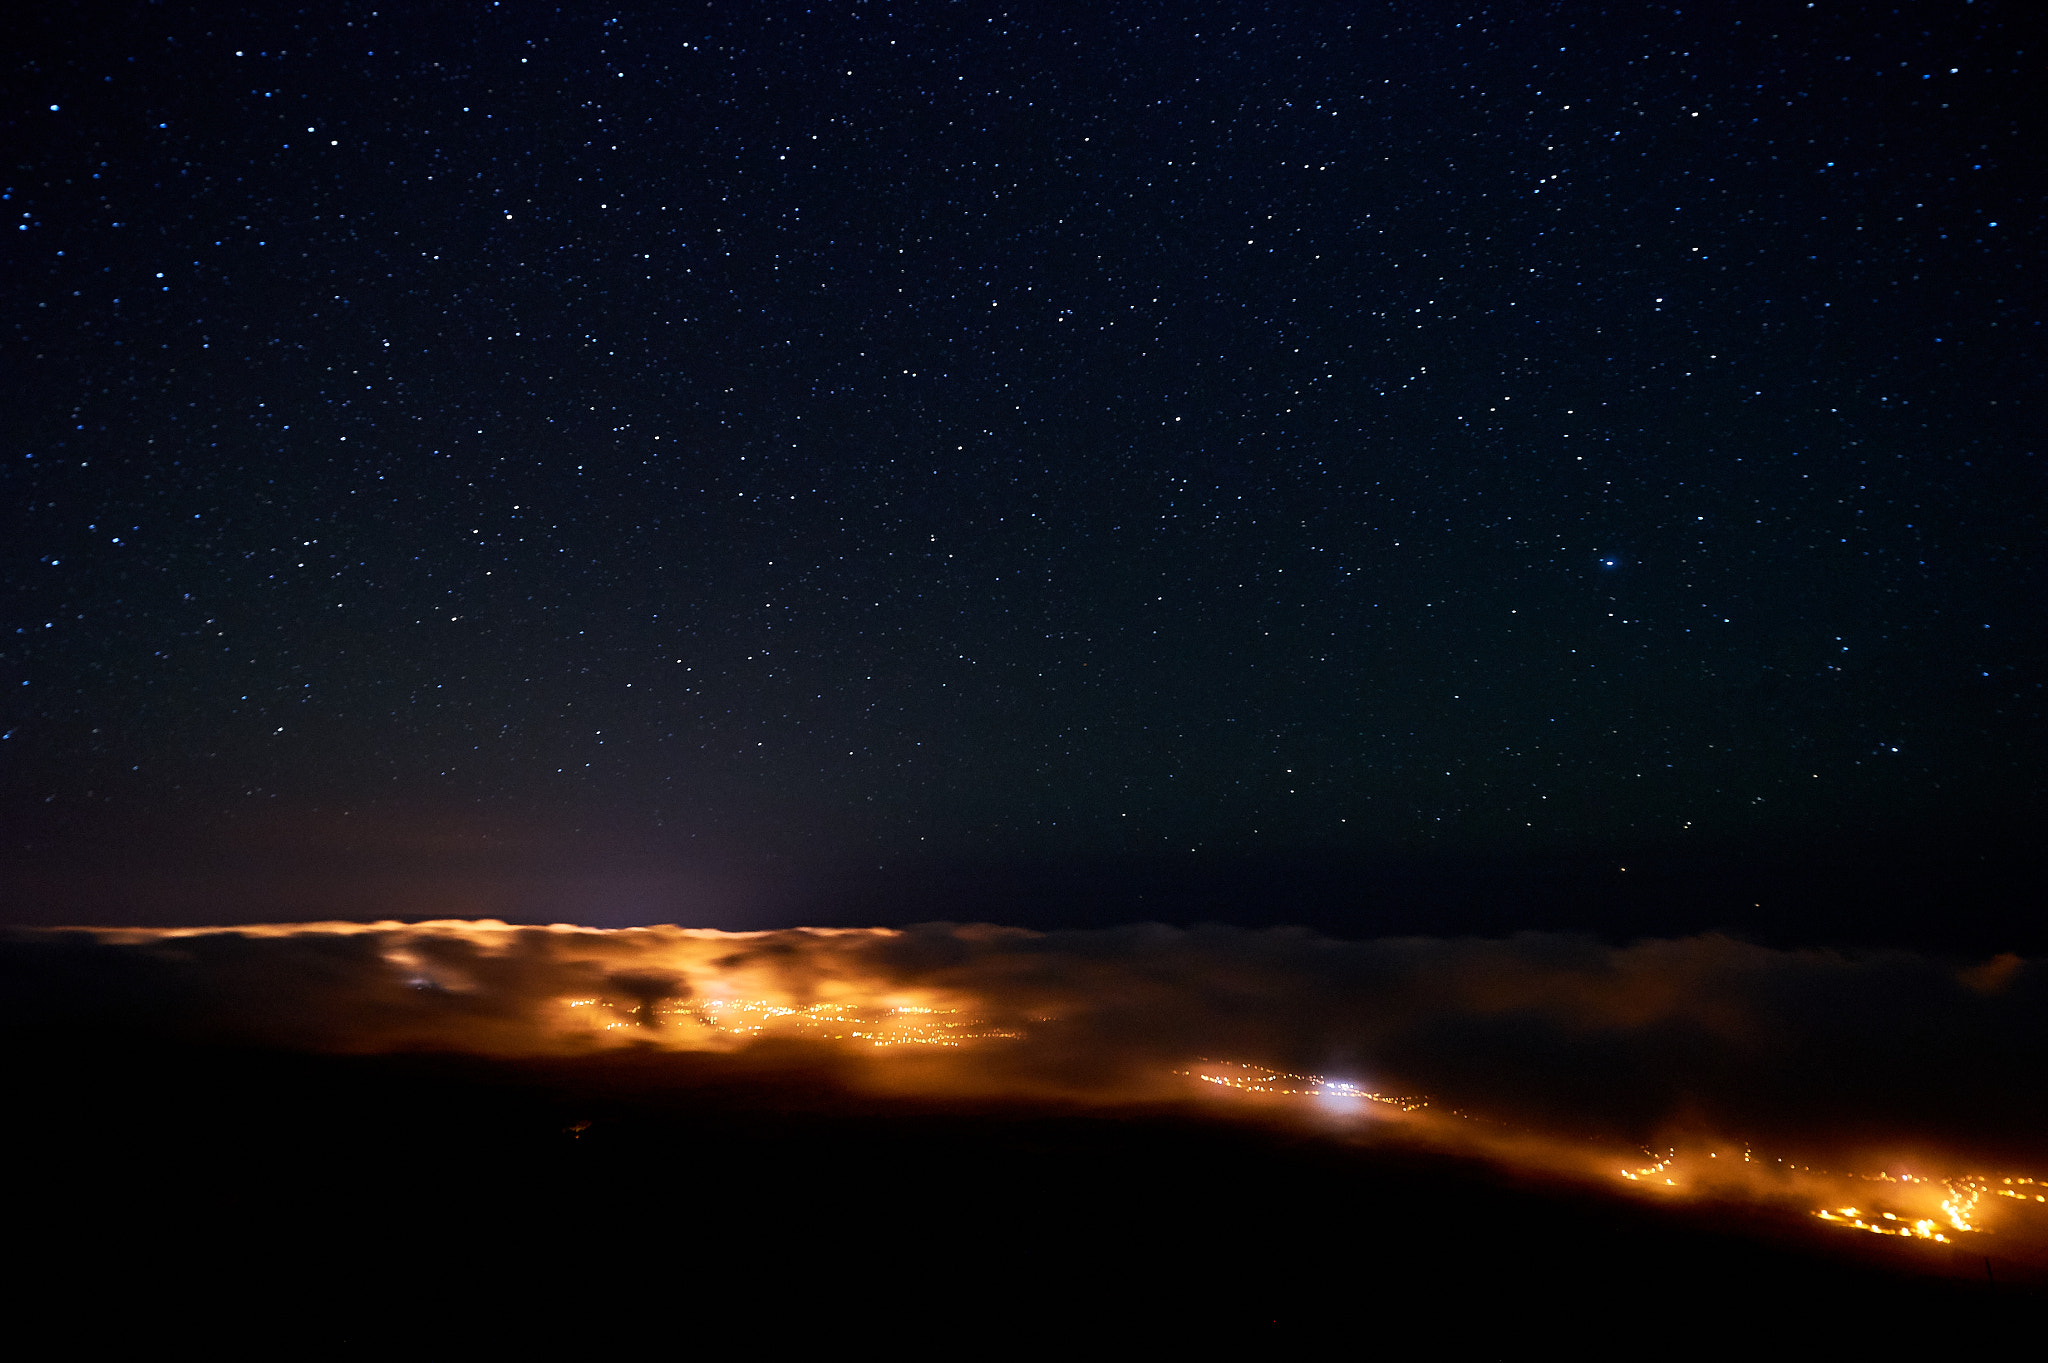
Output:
(9, 917), (2046, 1267)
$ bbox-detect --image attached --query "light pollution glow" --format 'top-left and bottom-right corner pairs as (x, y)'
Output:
(7, 917), (2045, 1269)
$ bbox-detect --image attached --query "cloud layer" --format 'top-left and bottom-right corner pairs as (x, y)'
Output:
(6, 919), (2043, 1165)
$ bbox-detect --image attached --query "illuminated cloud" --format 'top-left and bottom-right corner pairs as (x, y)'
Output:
(5, 918), (2045, 1256)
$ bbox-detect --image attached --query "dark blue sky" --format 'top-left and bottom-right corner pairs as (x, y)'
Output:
(3, 1), (2041, 939)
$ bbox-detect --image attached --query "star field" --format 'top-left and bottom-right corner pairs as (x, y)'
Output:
(3, 1), (2041, 933)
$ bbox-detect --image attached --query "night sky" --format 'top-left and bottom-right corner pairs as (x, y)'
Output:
(4, 0), (2041, 941)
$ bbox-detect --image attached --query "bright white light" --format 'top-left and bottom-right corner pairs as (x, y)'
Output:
(1314, 1080), (1372, 1116)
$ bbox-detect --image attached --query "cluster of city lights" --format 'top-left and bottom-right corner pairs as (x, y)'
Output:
(1621, 1152), (1683, 1187)
(1813, 1175), (1980, 1242)
(1177, 1055), (2047, 1257)
(687, 997), (1022, 1047)
(1183, 1061), (1428, 1112)
(563, 995), (1020, 1047)
(1993, 1176), (2048, 1204)
(1612, 1148), (2048, 1249)
(1813, 1207), (1953, 1241)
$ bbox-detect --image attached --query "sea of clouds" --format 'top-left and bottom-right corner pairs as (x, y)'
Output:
(4, 919), (2042, 1171)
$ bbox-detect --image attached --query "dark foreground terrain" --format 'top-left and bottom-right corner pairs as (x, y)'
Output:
(6, 1038), (2035, 1354)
